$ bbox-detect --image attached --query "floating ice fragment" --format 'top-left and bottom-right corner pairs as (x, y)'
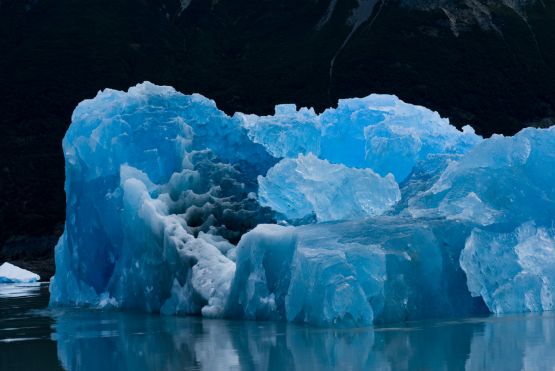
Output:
(0, 263), (40, 283)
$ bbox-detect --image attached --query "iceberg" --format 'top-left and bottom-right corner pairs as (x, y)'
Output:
(0, 262), (40, 283)
(50, 82), (555, 326)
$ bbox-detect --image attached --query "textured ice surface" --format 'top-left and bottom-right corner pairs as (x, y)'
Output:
(227, 219), (487, 326)
(0, 262), (40, 283)
(51, 82), (555, 326)
(238, 94), (482, 181)
(258, 153), (400, 222)
(50, 83), (274, 316)
(408, 127), (555, 227)
(461, 222), (555, 314)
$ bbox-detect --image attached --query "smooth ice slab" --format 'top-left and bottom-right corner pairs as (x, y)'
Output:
(0, 262), (40, 283)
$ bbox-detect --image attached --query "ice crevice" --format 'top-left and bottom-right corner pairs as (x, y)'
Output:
(50, 82), (555, 327)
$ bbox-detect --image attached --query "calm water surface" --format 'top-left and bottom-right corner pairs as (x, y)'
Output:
(1, 283), (555, 370)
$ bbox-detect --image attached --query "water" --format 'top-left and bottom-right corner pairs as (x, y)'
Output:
(2, 284), (555, 370)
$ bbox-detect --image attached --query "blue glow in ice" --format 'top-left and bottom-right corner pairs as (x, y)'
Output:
(50, 82), (555, 327)
(258, 153), (400, 222)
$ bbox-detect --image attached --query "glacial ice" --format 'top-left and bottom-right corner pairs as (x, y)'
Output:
(50, 82), (555, 327)
(238, 94), (482, 181)
(258, 153), (400, 222)
(227, 219), (487, 326)
(0, 262), (40, 283)
(408, 127), (555, 227)
(460, 222), (555, 314)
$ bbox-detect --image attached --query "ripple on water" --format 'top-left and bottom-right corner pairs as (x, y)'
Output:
(0, 282), (42, 299)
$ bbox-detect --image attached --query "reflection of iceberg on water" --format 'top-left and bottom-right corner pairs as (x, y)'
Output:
(49, 82), (555, 327)
(52, 310), (555, 371)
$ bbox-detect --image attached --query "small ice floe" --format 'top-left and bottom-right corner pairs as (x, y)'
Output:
(0, 262), (40, 283)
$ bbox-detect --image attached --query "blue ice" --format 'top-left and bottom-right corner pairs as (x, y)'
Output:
(50, 82), (555, 327)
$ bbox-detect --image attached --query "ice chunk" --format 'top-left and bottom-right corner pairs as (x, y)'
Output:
(238, 105), (321, 158)
(0, 263), (40, 283)
(258, 153), (400, 222)
(460, 222), (555, 314)
(239, 94), (481, 181)
(408, 127), (555, 227)
(50, 82), (274, 315)
(227, 219), (488, 326)
(225, 224), (297, 321)
(363, 117), (480, 182)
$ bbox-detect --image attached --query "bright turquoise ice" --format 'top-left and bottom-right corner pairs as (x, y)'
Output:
(50, 82), (555, 327)
(258, 153), (400, 222)
(238, 95), (481, 182)
(460, 222), (555, 314)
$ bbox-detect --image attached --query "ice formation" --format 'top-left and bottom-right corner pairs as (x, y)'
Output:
(460, 222), (555, 314)
(258, 153), (400, 222)
(226, 219), (486, 326)
(408, 127), (555, 227)
(0, 262), (40, 283)
(238, 95), (481, 181)
(50, 82), (555, 327)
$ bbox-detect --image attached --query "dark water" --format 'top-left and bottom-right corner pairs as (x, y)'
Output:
(2, 284), (555, 370)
